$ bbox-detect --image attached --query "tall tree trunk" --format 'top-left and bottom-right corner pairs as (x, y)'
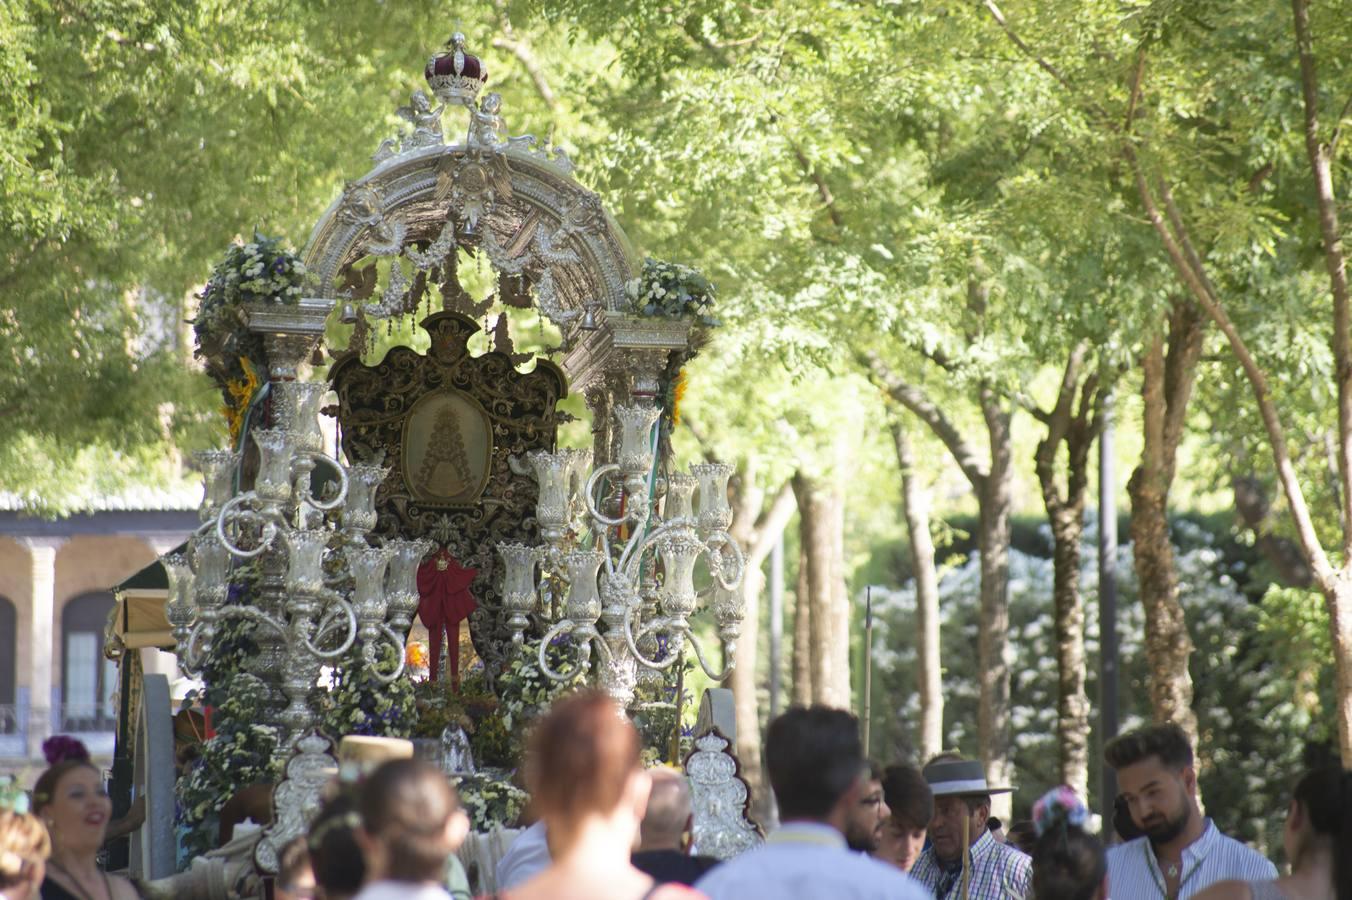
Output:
(794, 473), (839, 705)
(1048, 506), (1090, 799)
(1292, 0), (1352, 764)
(828, 483), (851, 708)
(893, 419), (943, 760)
(1326, 575), (1352, 763)
(977, 386), (1014, 818)
(1126, 304), (1204, 746)
(792, 525), (814, 707)
(863, 348), (1016, 801)
(1033, 345), (1102, 803)
(729, 477), (796, 826)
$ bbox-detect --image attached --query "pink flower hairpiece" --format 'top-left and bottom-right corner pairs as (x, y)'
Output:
(1032, 784), (1089, 838)
(42, 735), (91, 766)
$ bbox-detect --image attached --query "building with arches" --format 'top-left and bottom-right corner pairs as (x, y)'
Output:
(0, 502), (196, 770)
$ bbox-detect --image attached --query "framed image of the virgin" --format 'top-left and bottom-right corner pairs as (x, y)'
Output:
(327, 311), (567, 671)
(401, 388), (493, 506)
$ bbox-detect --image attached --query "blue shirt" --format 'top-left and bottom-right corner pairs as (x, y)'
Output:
(1105, 818), (1277, 899)
(695, 821), (930, 900)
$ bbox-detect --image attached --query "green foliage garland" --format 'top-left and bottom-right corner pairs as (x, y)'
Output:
(176, 586), (282, 862)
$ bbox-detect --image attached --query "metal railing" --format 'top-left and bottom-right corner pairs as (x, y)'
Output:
(59, 703), (117, 733)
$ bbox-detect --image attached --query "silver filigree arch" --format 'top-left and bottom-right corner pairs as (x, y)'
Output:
(302, 115), (640, 341)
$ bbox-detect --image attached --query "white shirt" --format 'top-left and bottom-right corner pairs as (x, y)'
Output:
(1106, 819), (1277, 899)
(694, 821), (930, 900)
(353, 880), (454, 900)
(495, 820), (551, 891)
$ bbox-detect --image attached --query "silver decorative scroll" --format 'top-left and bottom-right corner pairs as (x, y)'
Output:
(254, 731), (338, 874)
(685, 727), (763, 861)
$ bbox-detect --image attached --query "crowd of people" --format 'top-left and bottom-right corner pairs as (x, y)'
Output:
(0, 696), (1348, 900)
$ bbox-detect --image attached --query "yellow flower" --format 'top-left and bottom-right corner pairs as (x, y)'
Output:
(406, 641), (429, 668)
(670, 369), (688, 427)
(222, 357), (262, 442)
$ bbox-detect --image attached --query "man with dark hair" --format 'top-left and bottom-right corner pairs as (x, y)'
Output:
(908, 758), (1032, 899)
(875, 764), (932, 873)
(845, 760), (891, 854)
(1104, 723), (1275, 898)
(695, 706), (928, 899)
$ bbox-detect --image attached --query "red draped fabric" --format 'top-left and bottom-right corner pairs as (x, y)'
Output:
(417, 549), (478, 687)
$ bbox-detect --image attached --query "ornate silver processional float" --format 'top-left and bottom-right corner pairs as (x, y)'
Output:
(153, 29), (760, 894)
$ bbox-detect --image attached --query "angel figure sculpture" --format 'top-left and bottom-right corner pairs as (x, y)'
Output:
(468, 92), (535, 152)
(467, 91), (505, 149)
(397, 89), (445, 151)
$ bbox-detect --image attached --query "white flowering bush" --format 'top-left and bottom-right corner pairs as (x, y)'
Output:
(624, 258), (718, 326)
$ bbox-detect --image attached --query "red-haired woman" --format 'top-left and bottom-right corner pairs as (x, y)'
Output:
(487, 690), (703, 900)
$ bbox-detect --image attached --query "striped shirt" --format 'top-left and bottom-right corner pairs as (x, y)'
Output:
(910, 831), (1032, 899)
(1105, 819), (1277, 899)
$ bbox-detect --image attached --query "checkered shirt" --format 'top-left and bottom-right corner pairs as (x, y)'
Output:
(910, 831), (1032, 900)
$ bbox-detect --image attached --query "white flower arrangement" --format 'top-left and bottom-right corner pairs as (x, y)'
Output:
(624, 257), (719, 326)
(453, 772), (530, 831)
(496, 639), (587, 734)
(193, 231), (309, 417)
(202, 233), (307, 309)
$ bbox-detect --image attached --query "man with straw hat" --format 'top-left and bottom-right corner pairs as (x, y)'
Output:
(909, 758), (1032, 899)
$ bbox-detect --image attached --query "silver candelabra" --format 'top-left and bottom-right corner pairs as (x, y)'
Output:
(501, 403), (746, 706)
(163, 379), (429, 752)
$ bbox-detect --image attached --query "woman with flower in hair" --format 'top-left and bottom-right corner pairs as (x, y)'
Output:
(0, 809), (50, 900)
(31, 737), (138, 900)
(1030, 786), (1107, 900)
(1194, 766), (1351, 900)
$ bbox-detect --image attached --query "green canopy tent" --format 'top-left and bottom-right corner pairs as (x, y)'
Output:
(107, 546), (183, 872)
(113, 548), (183, 652)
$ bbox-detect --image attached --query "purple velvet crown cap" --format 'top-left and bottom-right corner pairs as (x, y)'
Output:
(424, 32), (487, 85)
